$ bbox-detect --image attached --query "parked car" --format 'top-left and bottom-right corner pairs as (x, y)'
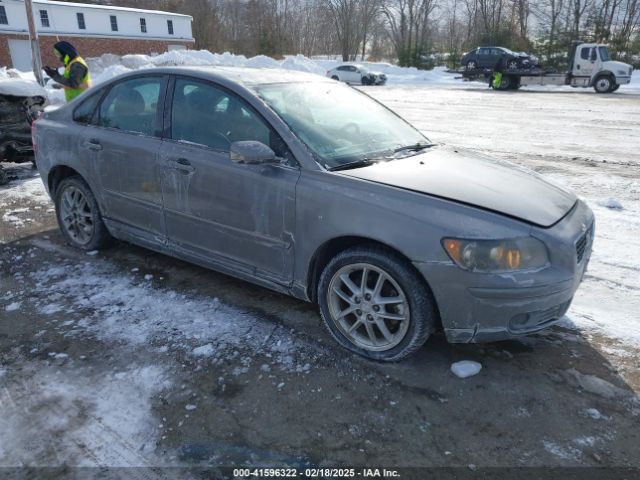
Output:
(461, 46), (533, 70)
(0, 79), (47, 184)
(326, 64), (387, 85)
(33, 67), (594, 361)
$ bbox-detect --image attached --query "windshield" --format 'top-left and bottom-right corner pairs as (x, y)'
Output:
(254, 82), (430, 169)
(598, 46), (611, 61)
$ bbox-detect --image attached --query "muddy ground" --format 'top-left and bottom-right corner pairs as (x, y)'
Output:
(1, 84), (639, 480)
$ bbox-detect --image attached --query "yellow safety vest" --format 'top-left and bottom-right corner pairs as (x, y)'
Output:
(63, 56), (92, 102)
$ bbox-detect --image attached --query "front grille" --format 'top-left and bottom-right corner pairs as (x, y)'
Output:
(575, 224), (593, 264)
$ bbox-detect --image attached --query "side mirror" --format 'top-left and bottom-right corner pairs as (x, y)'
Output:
(230, 141), (276, 165)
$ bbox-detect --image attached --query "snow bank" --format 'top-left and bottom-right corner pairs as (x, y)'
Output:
(450, 360), (482, 378)
(0, 78), (47, 98)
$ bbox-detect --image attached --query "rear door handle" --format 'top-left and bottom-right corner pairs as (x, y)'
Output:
(168, 157), (195, 173)
(84, 139), (102, 151)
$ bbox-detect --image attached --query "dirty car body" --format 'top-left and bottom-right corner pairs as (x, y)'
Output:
(34, 67), (594, 360)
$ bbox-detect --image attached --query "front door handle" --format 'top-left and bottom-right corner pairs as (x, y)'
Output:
(168, 158), (195, 173)
(84, 139), (102, 151)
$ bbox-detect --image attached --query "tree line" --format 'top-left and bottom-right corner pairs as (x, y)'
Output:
(58, 0), (640, 67)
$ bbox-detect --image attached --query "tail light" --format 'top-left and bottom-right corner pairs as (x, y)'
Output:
(31, 113), (42, 155)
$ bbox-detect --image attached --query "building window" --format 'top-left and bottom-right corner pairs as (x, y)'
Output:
(167, 19), (174, 35)
(0, 6), (8, 25)
(110, 15), (118, 32)
(140, 18), (147, 33)
(77, 12), (86, 30)
(40, 10), (50, 28)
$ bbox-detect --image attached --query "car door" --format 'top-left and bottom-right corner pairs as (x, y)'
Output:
(83, 75), (168, 241)
(159, 76), (300, 285)
(477, 48), (491, 68)
(337, 66), (351, 83)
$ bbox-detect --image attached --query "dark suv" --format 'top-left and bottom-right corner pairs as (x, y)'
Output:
(461, 47), (531, 70)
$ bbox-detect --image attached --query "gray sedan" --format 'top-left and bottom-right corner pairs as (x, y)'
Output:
(33, 67), (594, 361)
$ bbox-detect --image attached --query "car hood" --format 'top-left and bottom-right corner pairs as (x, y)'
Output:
(336, 145), (577, 227)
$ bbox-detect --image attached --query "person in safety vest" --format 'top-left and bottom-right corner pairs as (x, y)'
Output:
(44, 41), (92, 102)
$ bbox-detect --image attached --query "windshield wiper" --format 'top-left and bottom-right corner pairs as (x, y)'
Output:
(393, 142), (436, 154)
(329, 158), (384, 172)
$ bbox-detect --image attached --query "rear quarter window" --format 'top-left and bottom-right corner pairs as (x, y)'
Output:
(72, 90), (103, 124)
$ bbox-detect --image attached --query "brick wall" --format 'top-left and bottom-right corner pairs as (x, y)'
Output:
(1, 34), (193, 69)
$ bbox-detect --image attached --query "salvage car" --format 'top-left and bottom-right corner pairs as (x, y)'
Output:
(33, 67), (594, 361)
(461, 46), (533, 70)
(326, 64), (387, 85)
(0, 79), (47, 184)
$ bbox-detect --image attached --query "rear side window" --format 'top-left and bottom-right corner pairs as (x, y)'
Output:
(0, 6), (9, 25)
(73, 90), (103, 124)
(97, 77), (162, 136)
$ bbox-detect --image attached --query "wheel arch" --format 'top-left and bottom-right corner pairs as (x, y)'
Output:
(592, 71), (616, 87)
(306, 235), (439, 314)
(48, 164), (83, 197)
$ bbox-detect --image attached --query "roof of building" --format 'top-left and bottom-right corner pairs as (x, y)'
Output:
(26, 0), (192, 19)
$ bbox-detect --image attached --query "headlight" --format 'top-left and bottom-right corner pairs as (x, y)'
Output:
(617, 70), (628, 76)
(442, 237), (549, 272)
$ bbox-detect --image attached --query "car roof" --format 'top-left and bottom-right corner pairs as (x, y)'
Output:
(111, 66), (332, 87)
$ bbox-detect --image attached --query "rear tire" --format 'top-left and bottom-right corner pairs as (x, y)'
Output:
(331, 75), (339, 81)
(55, 176), (113, 251)
(318, 245), (437, 362)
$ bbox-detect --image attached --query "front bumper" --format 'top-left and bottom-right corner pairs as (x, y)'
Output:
(414, 200), (595, 343)
(617, 76), (631, 85)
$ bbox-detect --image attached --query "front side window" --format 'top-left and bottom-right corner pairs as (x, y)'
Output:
(110, 15), (118, 32)
(0, 6), (8, 25)
(77, 12), (86, 30)
(171, 79), (273, 152)
(167, 19), (174, 35)
(598, 46), (610, 61)
(255, 82), (429, 169)
(580, 47), (590, 60)
(140, 18), (147, 33)
(97, 77), (162, 136)
(40, 10), (49, 28)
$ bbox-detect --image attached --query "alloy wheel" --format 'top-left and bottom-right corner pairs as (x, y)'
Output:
(327, 263), (410, 352)
(59, 185), (95, 245)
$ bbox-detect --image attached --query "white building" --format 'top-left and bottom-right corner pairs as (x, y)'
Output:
(0, 0), (194, 71)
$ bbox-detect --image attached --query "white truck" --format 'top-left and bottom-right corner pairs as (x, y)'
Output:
(465, 42), (634, 93)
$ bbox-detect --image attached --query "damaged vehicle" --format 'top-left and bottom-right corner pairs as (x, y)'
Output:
(33, 67), (594, 361)
(0, 79), (47, 184)
(326, 64), (387, 85)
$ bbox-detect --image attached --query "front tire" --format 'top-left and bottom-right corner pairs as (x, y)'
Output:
(318, 245), (437, 361)
(594, 75), (613, 93)
(55, 176), (113, 251)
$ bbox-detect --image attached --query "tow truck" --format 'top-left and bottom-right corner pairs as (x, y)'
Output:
(461, 41), (633, 93)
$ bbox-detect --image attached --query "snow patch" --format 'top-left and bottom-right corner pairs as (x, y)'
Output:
(4, 302), (21, 312)
(596, 197), (624, 210)
(450, 360), (482, 378)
